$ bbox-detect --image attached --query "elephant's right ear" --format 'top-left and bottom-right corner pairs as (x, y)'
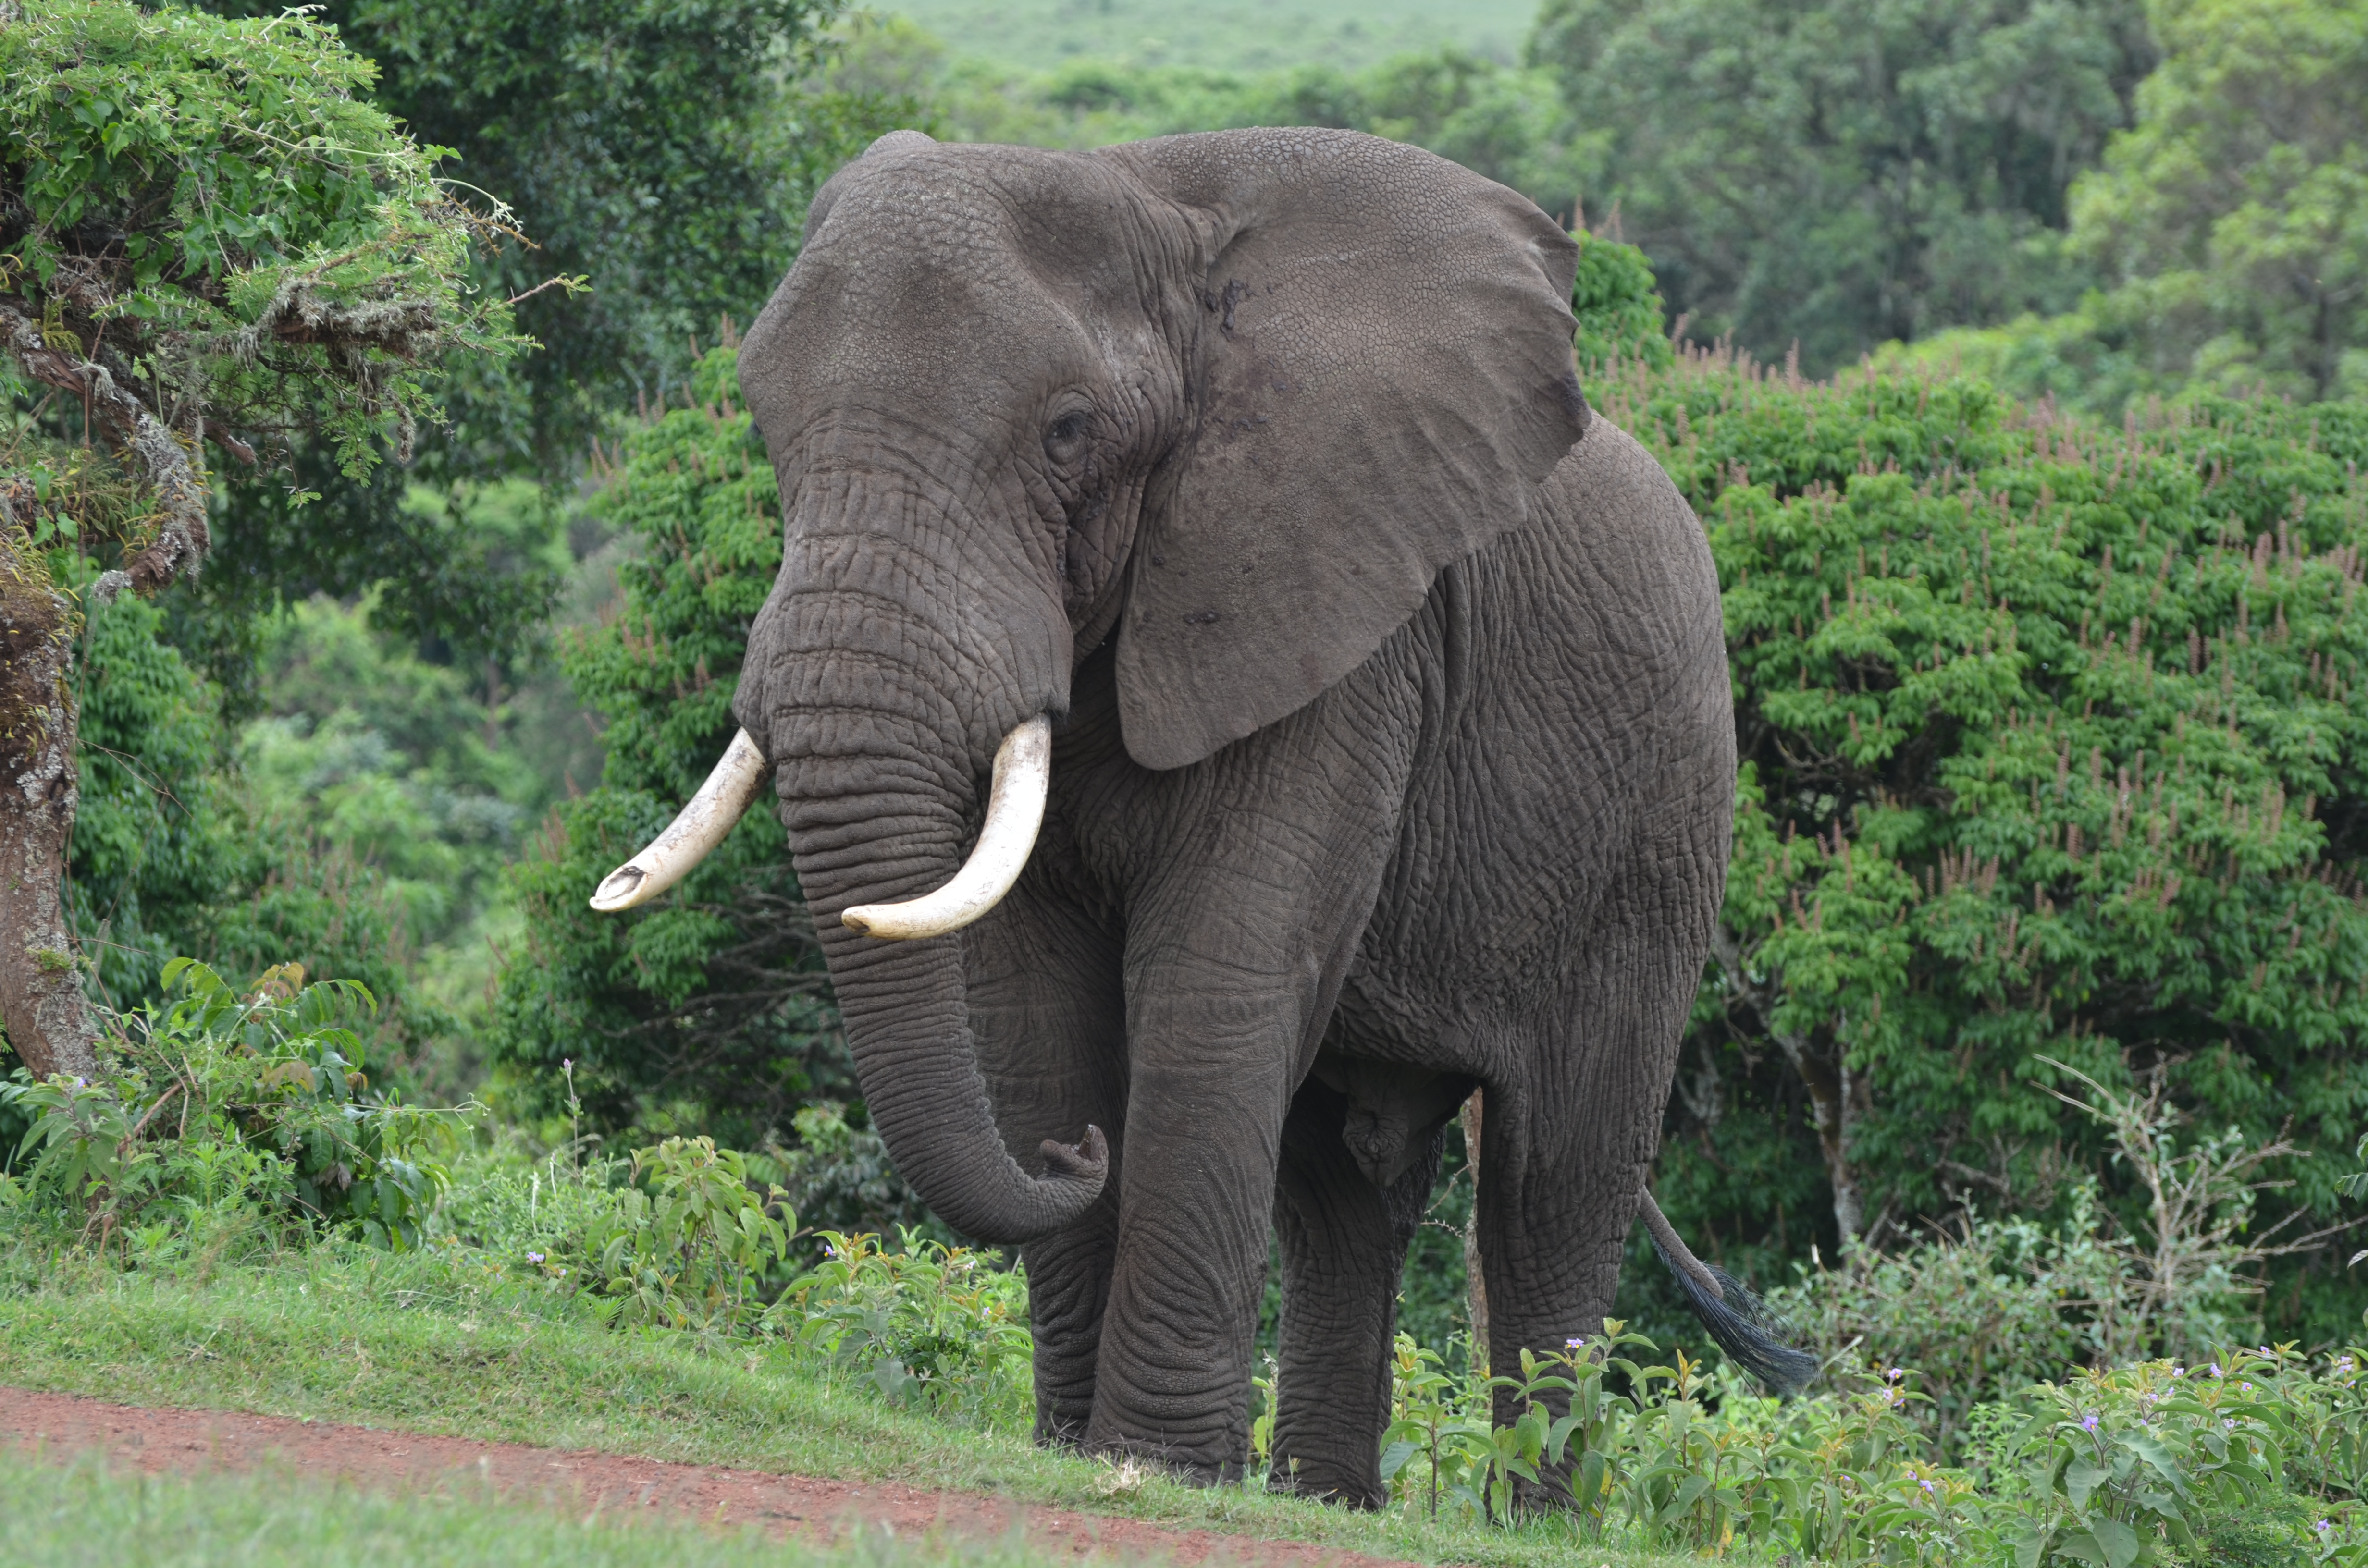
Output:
(1099, 129), (1586, 771)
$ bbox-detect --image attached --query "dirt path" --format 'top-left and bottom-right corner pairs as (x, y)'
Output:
(0, 1388), (1417, 1567)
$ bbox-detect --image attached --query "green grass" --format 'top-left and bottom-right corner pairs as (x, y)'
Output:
(877, 0), (1540, 75)
(0, 1450), (1071, 1568)
(0, 1246), (1699, 1567)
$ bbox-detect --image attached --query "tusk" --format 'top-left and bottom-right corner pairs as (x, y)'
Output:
(589, 729), (770, 912)
(842, 715), (1051, 940)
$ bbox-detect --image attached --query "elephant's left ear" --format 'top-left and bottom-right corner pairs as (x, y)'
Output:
(1099, 129), (1586, 771)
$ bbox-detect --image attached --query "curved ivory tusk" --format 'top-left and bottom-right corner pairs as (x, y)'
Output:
(841, 715), (1051, 940)
(589, 729), (770, 912)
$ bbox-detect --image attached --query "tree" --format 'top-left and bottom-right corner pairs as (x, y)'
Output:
(168, 0), (917, 720)
(490, 341), (846, 1146)
(0, 0), (517, 1075)
(1530, 0), (2157, 372)
(2068, 0), (2368, 404)
(1591, 343), (2368, 1345)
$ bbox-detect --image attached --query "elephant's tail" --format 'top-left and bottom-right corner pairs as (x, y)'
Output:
(1638, 1192), (1819, 1395)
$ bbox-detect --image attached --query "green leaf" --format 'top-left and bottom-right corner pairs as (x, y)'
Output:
(2065, 1455), (2109, 1512)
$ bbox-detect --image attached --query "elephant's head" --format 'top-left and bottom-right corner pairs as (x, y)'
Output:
(592, 128), (1588, 1243)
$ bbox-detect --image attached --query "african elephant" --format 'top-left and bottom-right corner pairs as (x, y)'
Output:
(593, 126), (1811, 1504)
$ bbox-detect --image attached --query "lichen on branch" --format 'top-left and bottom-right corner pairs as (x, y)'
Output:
(0, 0), (538, 591)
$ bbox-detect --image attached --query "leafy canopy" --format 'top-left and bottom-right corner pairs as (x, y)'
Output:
(192, 0), (904, 469)
(1877, 0), (2368, 415)
(1530, 0), (2155, 372)
(0, 0), (520, 477)
(1591, 343), (2368, 1345)
(2070, 0), (2368, 404)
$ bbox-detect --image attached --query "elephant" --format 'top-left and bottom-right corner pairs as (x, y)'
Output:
(592, 125), (1813, 1504)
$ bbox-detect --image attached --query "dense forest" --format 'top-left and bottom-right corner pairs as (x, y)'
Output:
(6, 0), (2368, 1368)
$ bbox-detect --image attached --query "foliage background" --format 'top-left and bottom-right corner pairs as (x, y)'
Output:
(10, 0), (2368, 1384)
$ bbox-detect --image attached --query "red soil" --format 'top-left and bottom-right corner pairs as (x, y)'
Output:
(0, 1387), (1419, 1567)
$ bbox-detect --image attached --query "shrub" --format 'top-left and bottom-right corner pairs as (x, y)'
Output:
(0, 960), (466, 1255)
(1593, 343), (2368, 1347)
(1770, 1194), (2123, 1455)
(774, 1228), (1032, 1424)
(1770, 1071), (2345, 1458)
(1372, 1320), (2368, 1564)
(576, 1136), (794, 1331)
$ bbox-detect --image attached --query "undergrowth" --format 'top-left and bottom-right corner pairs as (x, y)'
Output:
(9, 960), (2368, 1566)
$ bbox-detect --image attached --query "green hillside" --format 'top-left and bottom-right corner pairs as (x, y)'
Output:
(874, 0), (1538, 74)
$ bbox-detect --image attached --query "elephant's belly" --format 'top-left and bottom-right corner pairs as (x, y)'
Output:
(1305, 1046), (1472, 1188)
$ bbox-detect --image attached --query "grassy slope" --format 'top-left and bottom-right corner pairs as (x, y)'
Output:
(0, 1251), (1695, 1568)
(877, 0), (1539, 74)
(0, 1451), (1081, 1568)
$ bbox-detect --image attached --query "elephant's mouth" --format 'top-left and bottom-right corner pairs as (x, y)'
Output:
(588, 715), (1054, 943)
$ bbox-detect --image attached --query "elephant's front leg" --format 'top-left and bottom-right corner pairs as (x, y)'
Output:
(964, 866), (1128, 1448)
(1085, 827), (1403, 1473)
(1085, 957), (1304, 1481)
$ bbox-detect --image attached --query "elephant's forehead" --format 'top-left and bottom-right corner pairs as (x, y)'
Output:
(743, 145), (1167, 440)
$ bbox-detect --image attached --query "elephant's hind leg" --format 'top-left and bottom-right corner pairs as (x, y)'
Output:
(1475, 850), (1713, 1446)
(1270, 1079), (1444, 1507)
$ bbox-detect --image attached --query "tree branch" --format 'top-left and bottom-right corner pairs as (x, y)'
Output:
(0, 302), (209, 600)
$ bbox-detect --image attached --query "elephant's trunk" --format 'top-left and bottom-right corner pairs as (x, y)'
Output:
(840, 715), (1051, 938)
(774, 711), (1104, 1246)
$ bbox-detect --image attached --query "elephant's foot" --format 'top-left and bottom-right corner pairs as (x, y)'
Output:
(1032, 1415), (1089, 1453)
(1031, 1371), (1095, 1451)
(1084, 1435), (1245, 1489)
(1266, 1463), (1386, 1510)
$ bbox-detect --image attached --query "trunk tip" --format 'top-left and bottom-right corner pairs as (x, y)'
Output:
(1039, 1123), (1109, 1184)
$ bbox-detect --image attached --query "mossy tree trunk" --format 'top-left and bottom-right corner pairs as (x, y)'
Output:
(0, 494), (96, 1080)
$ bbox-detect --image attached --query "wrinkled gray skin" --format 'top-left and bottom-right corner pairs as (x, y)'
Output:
(730, 127), (1732, 1504)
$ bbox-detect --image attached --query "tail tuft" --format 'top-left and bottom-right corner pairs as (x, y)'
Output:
(1646, 1229), (1819, 1395)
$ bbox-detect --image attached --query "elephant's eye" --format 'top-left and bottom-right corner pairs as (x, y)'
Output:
(1044, 410), (1090, 460)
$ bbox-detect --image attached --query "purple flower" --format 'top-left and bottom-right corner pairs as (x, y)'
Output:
(2258, 1345), (2271, 1357)
(563, 1058), (573, 1069)
(2241, 1381), (2253, 1392)
(2081, 1414), (2100, 1432)
(2225, 1419), (2237, 1430)
(2171, 1366), (2185, 1377)
(1919, 1478), (1936, 1494)
(2209, 1363), (2223, 1378)
(2318, 1521), (2333, 1534)
(527, 1251), (545, 1264)
(1567, 1337), (1584, 1349)
(1887, 1367), (1905, 1382)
